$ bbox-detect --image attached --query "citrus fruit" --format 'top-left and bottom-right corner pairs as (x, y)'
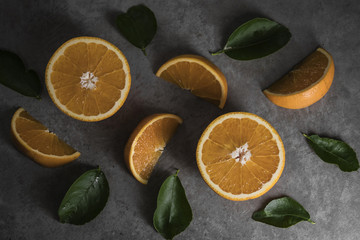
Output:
(124, 114), (182, 184)
(11, 108), (80, 167)
(263, 47), (334, 109)
(196, 112), (285, 201)
(45, 36), (131, 121)
(156, 55), (227, 109)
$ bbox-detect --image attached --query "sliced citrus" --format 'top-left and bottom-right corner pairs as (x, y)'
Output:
(46, 36), (131, 121)
(156, 55), (228, 109)
(124, 114), (183, 184)
(196, 112), (285, 201)
(11, 108), (80, 167)
(263, 47), (334, 109)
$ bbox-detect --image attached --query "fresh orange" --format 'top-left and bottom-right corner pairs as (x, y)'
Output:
(196, 112), (285, 201)
(263, 47), (334, 109)
(45, 36), (131, 121)
(124, 114), (182, 184)
(156, 55), (228, 109)
(11, 108), (80, 167)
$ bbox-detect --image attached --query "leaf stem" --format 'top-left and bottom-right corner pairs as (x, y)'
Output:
(210, 49), (225, 56)
(175, 169), (180, 176)
(141, 48), (147, 56)
(308, 219), (316, 224)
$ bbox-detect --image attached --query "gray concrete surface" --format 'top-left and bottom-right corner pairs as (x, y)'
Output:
(1, 0), (360, 239)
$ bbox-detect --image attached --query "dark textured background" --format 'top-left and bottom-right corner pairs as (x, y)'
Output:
(1, 0), (359, 239)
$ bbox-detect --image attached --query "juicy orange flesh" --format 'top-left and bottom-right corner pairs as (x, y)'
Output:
(159, 61), (222, 106)
(132, 118), (180, 180)
(268, 50), (328, 94)
(201, 118), (280, 195)
(15, 111), (77, 156)
(51, 42), (126, 116)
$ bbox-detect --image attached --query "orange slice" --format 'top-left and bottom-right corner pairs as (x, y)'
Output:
(46, 36), (131, 121)
(263, 48), (335, 109)
(196, 112), (285, 201)
(156, 55), (227, 109)
(124, 114), (182, 184)
(11, 108), (80, 167)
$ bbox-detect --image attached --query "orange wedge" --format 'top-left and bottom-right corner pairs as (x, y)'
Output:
(196, 112), (285, 201)
(156, 55), (227, 109)
(11, 108), (80, 167)
(124, 114), (182, 184)
(46, 36), (131, 121)
(263, 48), (334, 109)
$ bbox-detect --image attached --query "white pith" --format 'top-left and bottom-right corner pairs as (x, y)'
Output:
(80, 71), (98, 89)
(231, 143), (252, 165)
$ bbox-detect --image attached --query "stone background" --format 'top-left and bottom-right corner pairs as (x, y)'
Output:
(0, 0), (359, 239)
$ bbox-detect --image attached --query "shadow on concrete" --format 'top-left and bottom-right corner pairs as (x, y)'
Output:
(9, 10), (88, 99)
(29, 162), (95, 220)
(0, 107), (18, 146)
(105, 10), (122, 34)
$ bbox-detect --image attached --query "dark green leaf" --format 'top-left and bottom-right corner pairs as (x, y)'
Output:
(116, 4), (157, 55)
(153, 170), (192, 239)
(252, 196), (315, 228)
(211, 18), (291, 60)
(58, 168), (109, 225)
(0, 50), (41, 98)
(304, 134), (359, 172)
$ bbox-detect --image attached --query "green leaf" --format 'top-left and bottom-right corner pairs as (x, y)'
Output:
(153, 170), (192, 239)
(211, 18), (291, 60)
(116, 4), (157, 55)
(0, 50), (41, 99)
(252, 196), (315, 228)
(304, 134), (359, 172)
(58, 168), (109, 225)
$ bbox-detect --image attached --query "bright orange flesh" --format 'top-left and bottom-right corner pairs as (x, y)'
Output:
(46, 37), (131, 121)
(124, 114), (183, 184)
(196, 112), (285, 201)
(263, 48), (334, 109)
(156, 55), (228, 109)
(11, 108), (80, 167)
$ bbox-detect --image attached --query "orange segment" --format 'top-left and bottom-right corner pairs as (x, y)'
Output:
(11, 108), (80, 167)
(263, 47), (335, 109)
(156, 55), (228, 109)
(196, 112), (285, 201)
(124, 114), (183, 184)
(46, 36), (131, 121)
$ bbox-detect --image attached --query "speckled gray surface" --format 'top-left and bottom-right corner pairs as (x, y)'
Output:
(1, 0), (360, 239)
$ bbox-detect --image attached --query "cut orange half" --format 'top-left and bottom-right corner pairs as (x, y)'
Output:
(156, 55), (227, 109)
(263, 48), (334, 109)
(196, 112), (285, 201)
(46, 36), (131, 121)
(11, 108), (80, 167)
(124, 114), (183, 184)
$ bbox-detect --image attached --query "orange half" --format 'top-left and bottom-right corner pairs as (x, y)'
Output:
(196, 112), (285, 201)
(46, 36), (131, 121)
